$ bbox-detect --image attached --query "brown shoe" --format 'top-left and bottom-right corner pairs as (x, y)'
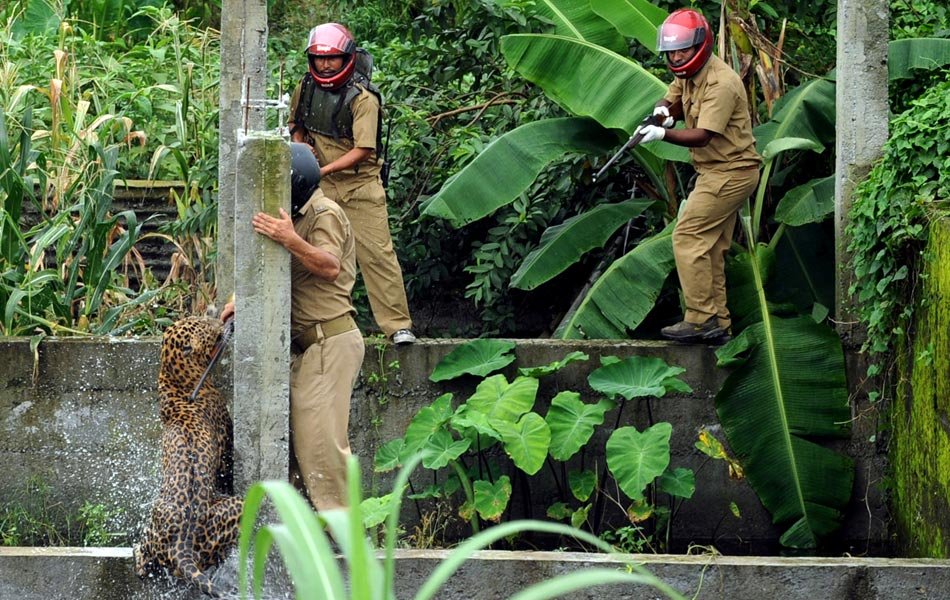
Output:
(661, 317), (725, 342)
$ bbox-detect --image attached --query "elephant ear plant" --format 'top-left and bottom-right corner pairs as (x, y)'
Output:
(237, 455), (686, 600)
(371, 339), (698, 550)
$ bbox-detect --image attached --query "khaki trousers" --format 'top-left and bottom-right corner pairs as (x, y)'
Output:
(290, 328), (365, 511)
(331, 181), (412, 337)
(672, 167), (760, 328)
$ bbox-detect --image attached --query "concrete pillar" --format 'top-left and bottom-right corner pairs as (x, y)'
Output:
(217, 0), (268, 305)
(835, 0), (889, 341)
(232, 134), (291, 490)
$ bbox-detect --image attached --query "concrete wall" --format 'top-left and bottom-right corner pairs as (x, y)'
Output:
(892, 219), (950, 557)
(2, 547), (949, 600)
(0, 338), (886, 554)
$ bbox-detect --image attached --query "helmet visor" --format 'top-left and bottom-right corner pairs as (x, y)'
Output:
(657, 23), (706, 52)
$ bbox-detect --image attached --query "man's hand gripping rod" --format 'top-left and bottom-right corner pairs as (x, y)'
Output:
(592, 113), (663, 183)
(189, 317), (234, 402)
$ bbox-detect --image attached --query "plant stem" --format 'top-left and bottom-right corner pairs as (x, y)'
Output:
(449, 459), (479, 534)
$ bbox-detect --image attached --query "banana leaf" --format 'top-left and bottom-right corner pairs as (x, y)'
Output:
(510, 199), (655, 290)
(753, 77), (835, 152)
(500, 33), (689, 164)
(534, 0), (628, 54)
(888, 38), (950, 81)
(421, 118), (617, 227)
(556, 222), (676, 339)
(774, 175), (835, 227)
(714, 314), (853, 548)
(589, 0), (668, 52)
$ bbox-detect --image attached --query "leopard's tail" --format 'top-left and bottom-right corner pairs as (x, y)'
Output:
(177, 551), (223, 598)
(174, 448), (226, 598)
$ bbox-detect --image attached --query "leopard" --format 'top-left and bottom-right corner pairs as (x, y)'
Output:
(133, 316), (243, 598)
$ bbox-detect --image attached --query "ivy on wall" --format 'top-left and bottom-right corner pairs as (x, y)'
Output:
(847, 75), (950, 366)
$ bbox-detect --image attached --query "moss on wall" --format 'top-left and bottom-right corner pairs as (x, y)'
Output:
(892, 217), (950, 557)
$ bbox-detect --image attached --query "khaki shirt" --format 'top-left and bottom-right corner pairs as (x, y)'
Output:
(289, 83), (383, 199)
(290, 189), (357, 337)
(664, 55), (761, 172)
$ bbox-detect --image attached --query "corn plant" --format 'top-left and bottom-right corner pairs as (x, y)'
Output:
(0, 25), (163, 336)
(238, 454), (686, 600)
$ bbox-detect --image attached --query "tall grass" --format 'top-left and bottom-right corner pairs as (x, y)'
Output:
(238, 455), (686, 600)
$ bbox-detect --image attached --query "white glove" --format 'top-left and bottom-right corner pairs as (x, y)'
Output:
(653, 105), (675, 128)
(636, 124), (666, 143)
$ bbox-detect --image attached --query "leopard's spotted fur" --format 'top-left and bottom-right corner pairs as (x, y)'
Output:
(133, 316), (242, 598)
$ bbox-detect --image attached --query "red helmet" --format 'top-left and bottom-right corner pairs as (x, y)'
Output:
(306, 23), (356, 90)
(656, 9), (714, 79)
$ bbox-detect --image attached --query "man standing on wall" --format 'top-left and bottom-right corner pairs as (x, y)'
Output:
(223, 144), (364, 510)
(635, 9), (762, 344)
(288, 22), (416, 346)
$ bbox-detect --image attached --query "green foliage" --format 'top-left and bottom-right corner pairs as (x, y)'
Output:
(0, 475), (123, 546)
(1, 6), (222, 333)
(238, 456), (685, 600)
(372, 340), (697, 549)
(848, 78), (950, 357)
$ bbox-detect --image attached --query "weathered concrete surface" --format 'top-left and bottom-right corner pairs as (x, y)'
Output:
(1, 547), (948, 600)
(834, 0), (889, 333)
(232, 135), (292, 490)
(892, 219), (950, 557)
(0, 338), (885, 554)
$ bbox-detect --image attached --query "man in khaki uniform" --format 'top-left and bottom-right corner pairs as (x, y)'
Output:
(223, 144), (364, 510)
(288, 22), (415, 345)
(636, 8), (761, 343)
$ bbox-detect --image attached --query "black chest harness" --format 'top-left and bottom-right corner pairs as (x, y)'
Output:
(292, 73), (383, 155)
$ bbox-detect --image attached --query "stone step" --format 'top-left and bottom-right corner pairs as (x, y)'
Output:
(1, 547), (948, 599)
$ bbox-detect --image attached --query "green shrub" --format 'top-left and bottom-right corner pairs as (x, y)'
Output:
(848, 78), (950, 361)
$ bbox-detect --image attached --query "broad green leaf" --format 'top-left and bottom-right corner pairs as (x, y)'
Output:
(606, 422), (672, 502)
(450, 404), (502, 445)
(627, 499), (653, 522)
(774, 175), (834, 227)
(429, 339), (516, 382)
(493, 412), (551, 475)
(568, 469), (597, 502)
(535, 0), (628, 53)
(753, 77), (836, 152)
(588, 355), (690, 400)
(511, 200), (655, 290)
(12, 0), (61, 38)
(715, 315), (853, 548)
(421, 118), (617, 227)
(545, 391), (615, 461)
(761, 137), (824, 161)
(422, 430), (472, 470)
(404, 393), (455, 453)
(468, 374), (539, 423)
(501, 34), (665, 137)
(557, 223), (677, 339)
(361, 492), (398, 528)
(590, 0), (668, 52)
(373, 438), (405, 472)
(518, 351), (589, 378)
(657, 467), (695, 499)
(888, 38), (950, 81)
(571, 504), (592, 529)
(473, 476), (512, 522)
(547, 502), (573, 520)
(724, 244), (777, 332)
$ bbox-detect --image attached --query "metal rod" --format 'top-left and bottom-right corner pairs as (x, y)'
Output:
(189, 318), (234, 402)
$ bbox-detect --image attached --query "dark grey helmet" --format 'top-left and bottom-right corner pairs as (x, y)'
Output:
(290, 142), (320, 215)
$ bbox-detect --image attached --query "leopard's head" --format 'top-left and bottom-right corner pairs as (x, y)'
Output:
(159, 316), (225, 389)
